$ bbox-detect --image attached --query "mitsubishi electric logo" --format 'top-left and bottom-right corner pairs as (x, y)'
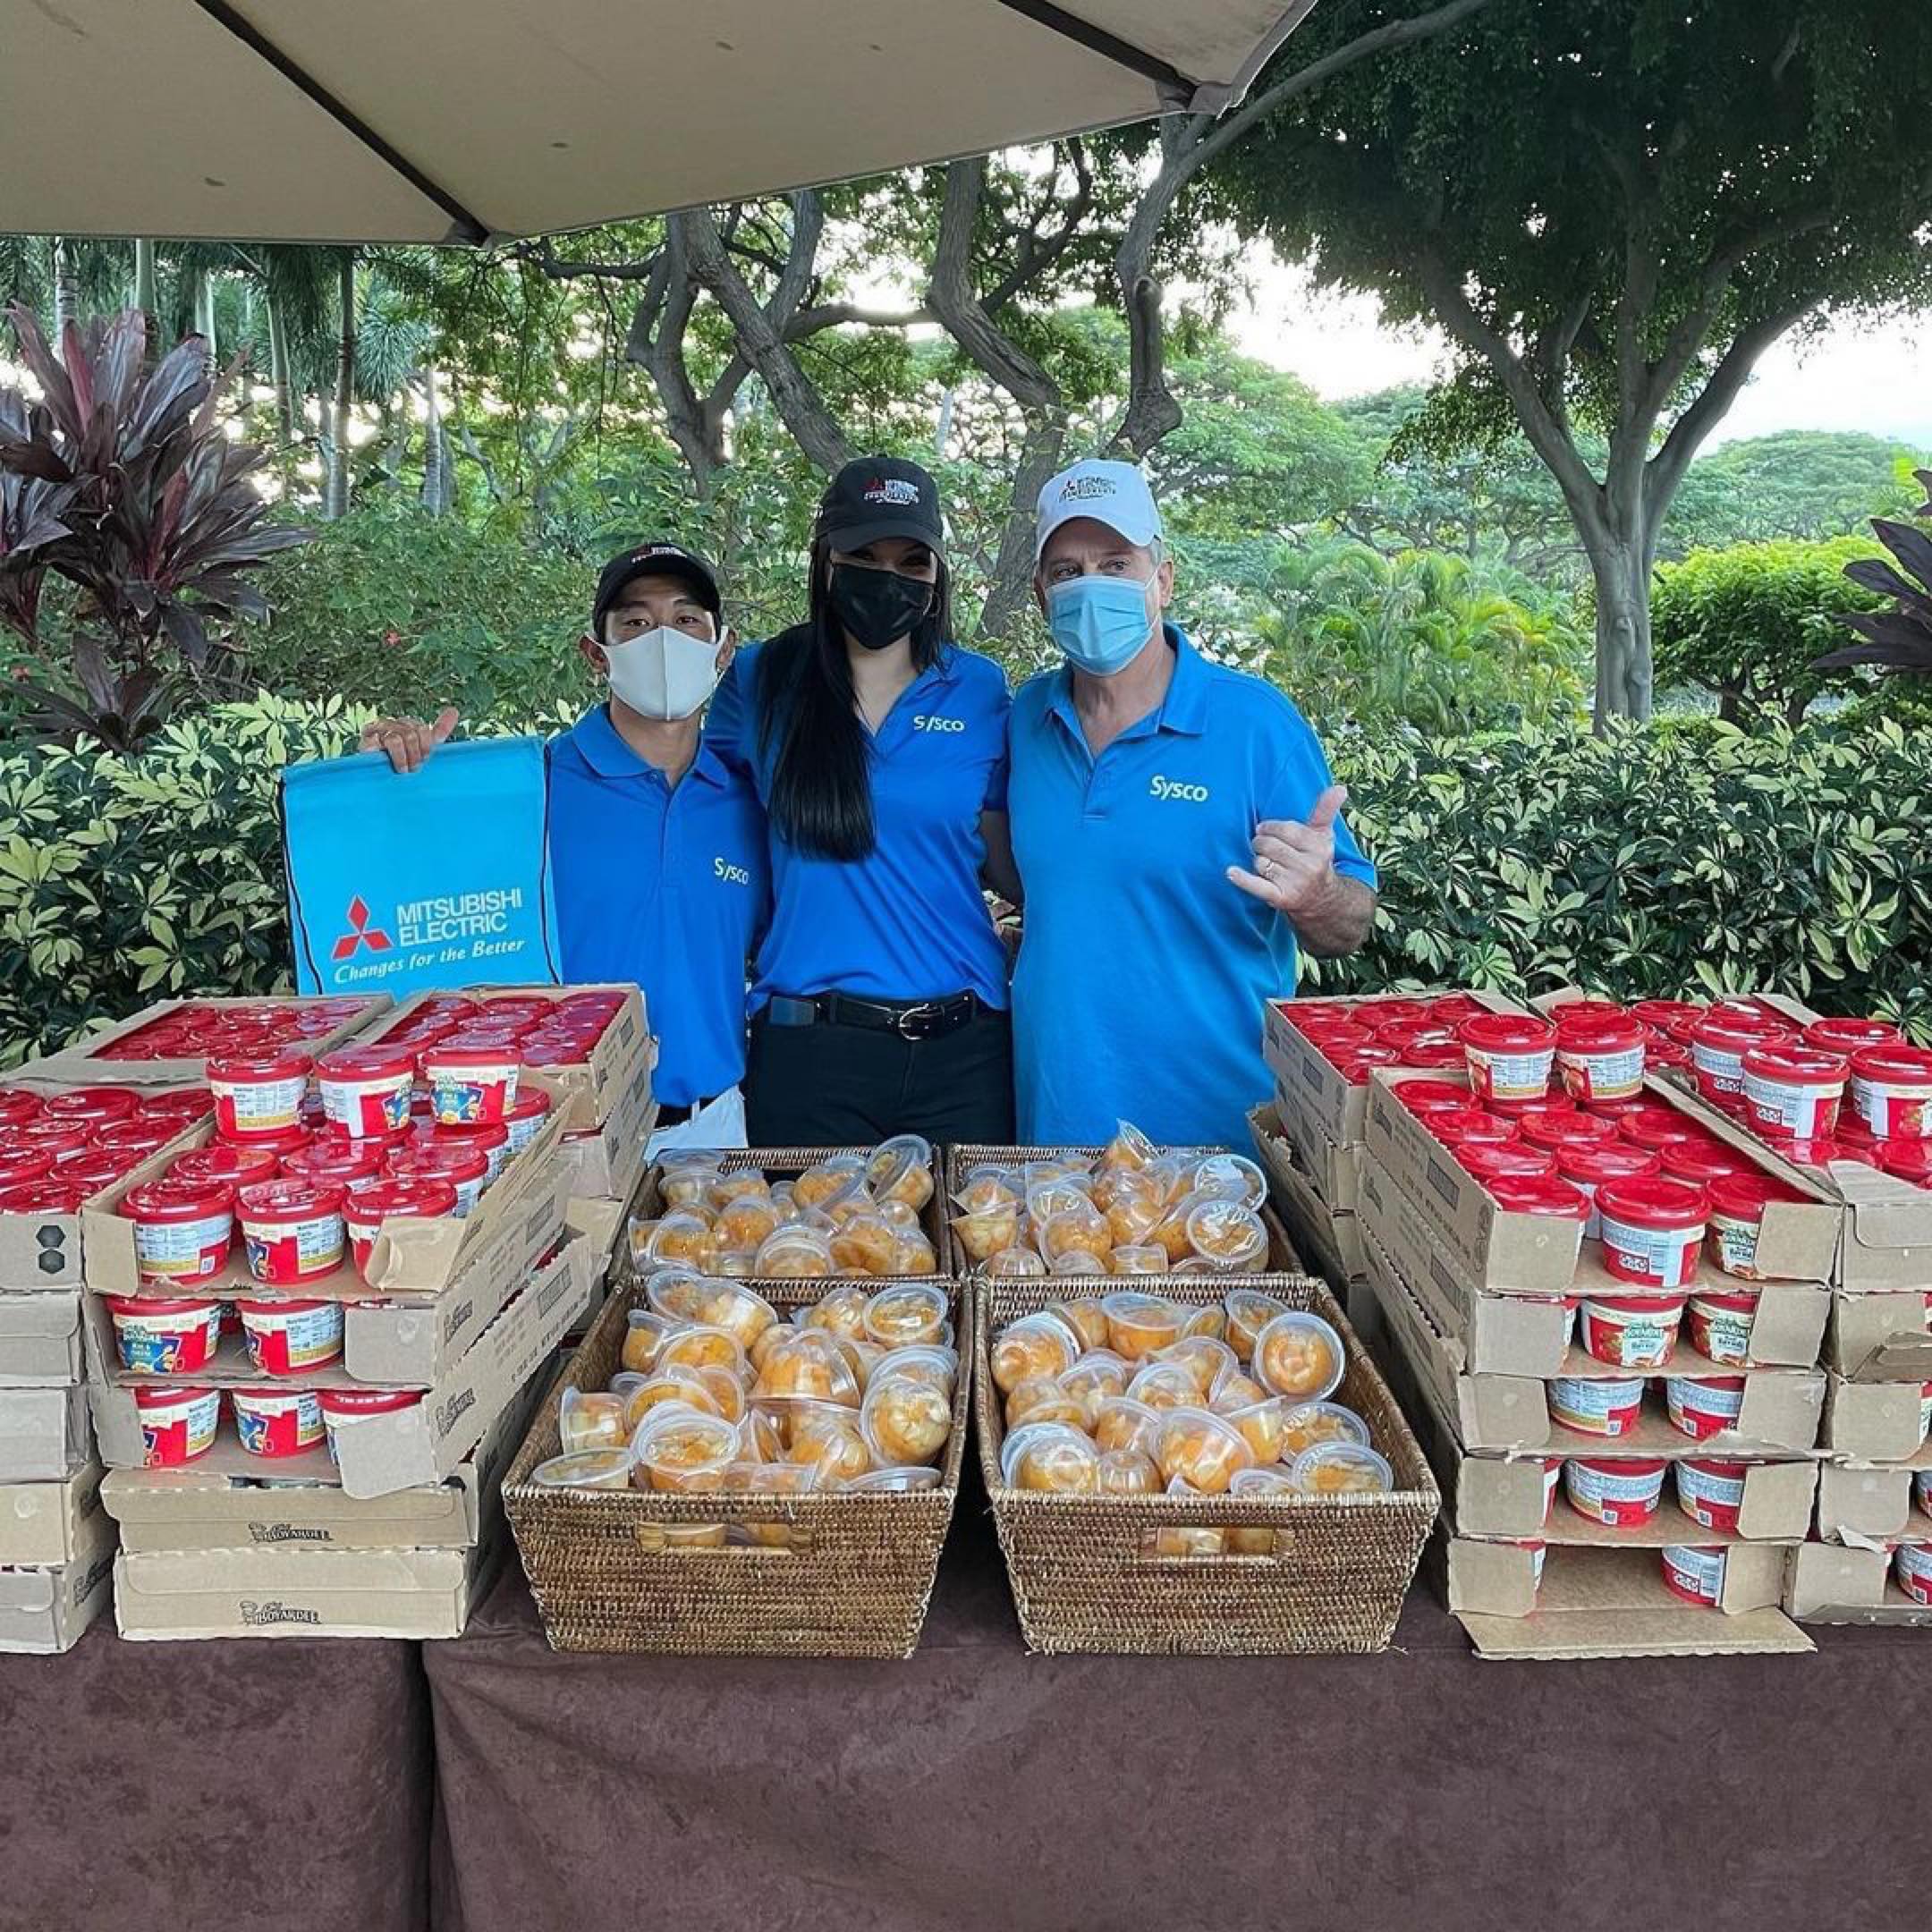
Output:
(863, 477), (919, 506)
(1059, 474), (1115, 502)
(332, 894), (394, 961)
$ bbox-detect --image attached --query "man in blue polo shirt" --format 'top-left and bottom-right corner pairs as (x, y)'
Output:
(360, 541), (767, 1133)
(1008, 461), (1378, 1150)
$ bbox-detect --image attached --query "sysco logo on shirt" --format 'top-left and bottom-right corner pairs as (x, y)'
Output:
(1150, 775), (1209, 802)
(713, 857), (752, 885)
(913, 715), (966, 733)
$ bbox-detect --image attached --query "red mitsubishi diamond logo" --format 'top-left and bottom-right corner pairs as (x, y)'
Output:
(332, 895), (394, 962)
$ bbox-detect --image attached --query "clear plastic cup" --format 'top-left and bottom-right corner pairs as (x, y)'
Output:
(618, 1366), (724, 1427)
(1224, 1289), (1292, 1363)
(1046, 1298), (1111, 1352)
(798, 1283), (873, 1343)
(1004, 1376), (1088, 1429)
(1151, 1335), (1240, 1396)
(844, 1465), (943, 1495)
(1221, 1395), (1294, 1463)
(1277, 1402), (1372, 1459)
(784, 1405), (873, 1484)
(1153, 1406), (1256, 1494)
(989, 1311), (1084, 1393)
(1185, 1199), (1269, 1271)
(869, 1343), (960, 1394)
(866, 1134), (936, 1211)
(862, 1283), (950, 1349)
(1097, 1448), (1161, 1495)
(629, 1404), (741, 1494)
(753, 1225), (836, 1279)
(860, 1373), (953, 1467)
(752, 1329), (861, 1406)
(1001, 1420), (1102, 1493)
(656, 1323), (749, 1382)
(1228, 1464), (1301, 1552)
(1252, 1311), (1346, 1402)
(530, 1447), (636, 1489)
(644, 1267), (712, 1322)
(1126, 1360), (1204, 1411)
(1099, 1291), (1190, 1361)
(1092, 1395), (1163, 1460)
(1292, 1442), (1394, 1495)
(558, 1387), (628, 1453)
(1190, 1152), (1267, 1208)
(979, 1243), (1045, 1277)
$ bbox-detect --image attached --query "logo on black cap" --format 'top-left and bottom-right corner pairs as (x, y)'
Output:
(862, 478), (920, 508)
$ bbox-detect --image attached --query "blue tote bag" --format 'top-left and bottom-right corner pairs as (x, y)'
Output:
(281, 737), (561, 997)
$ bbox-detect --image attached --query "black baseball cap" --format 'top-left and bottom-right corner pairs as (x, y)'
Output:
(592, 540), (721, 635)
(817, 456), (946, 553)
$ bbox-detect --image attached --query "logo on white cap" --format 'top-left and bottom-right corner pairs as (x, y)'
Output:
(1035, 459), (1163, 561)
(1058, 475), (1117, 503)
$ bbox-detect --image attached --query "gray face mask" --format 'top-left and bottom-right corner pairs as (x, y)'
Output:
(604, 625), (721, 718)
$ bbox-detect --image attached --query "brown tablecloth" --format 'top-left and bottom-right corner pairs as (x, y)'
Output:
(425, 1479), (1929, 1932)
(1, 1623), (432, 1932)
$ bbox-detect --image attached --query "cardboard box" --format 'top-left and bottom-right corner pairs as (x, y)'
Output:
(0, 1115), (207, 1292)
(91, 1234), (593, 1499)
(1249, 1105), (1363, 1290)
(1385, 1315), (1817, 1543)
(1361, 1068), (1841, 1298)
(555, 1048), (656, 1202)
(0, 1382), (89, 1482)
(80, 1074), (570, 1303)
(1363, 1221), (1824, 1454)
(113, 1538), (498, 1641)
(0, 1503), (117, 1654)
(0, 1290), (84, 1386)
(1823, 1375), (1932, 1464)
(1831, 1163), (1932, 1292)
(1829, 1289), (1932, 1379)
(15, 994), (391, 1087)
(101, 1366), (544, 1555)
(1785, 1540), (1932, 1626)
(1359, 1153), (1829, 1375)
(1445, 1540), (1810, 1657)
(0, 1461), (105, 1567)
(1261, 987), (1526, 1157)
(1268, 1087), (1363, 1214)
(1815, 1443), (1932, 1541)
(355, 983), (652, 1131)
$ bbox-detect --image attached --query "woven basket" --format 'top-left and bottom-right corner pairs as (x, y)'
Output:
(976, 1269), (1439, 1656)
(504, 1152), (968, 1657)
(942, 1142), (1305, 1280)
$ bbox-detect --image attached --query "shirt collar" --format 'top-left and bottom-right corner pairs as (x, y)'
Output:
(564, 702), (724, 788)
(1043, 623), (1208, 745)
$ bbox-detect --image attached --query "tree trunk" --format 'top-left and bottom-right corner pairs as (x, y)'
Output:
(326, 255), (357, 521)
(420, 367), (446, 514)
(1586, 533), (1654, 726)
(266, 296), (295, 447)
(934, 386), (956, 459)
(51, 236), (78, 340)
(978, 413), (1066, 645)
(193, 269), (216, 377)
(132, 238), (157, 316)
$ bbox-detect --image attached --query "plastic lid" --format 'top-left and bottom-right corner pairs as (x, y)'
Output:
(1849, 1041), (1932, 1082)
(43, 1085), (140, 1123)
(168, 1144), (282, 1188)
(1808, 1018), (1905, 1055)
(1427, 1107), (1521, 1146)
(1290, 1441), (1395, 1495)
(132, 1381), (217, 1410)
(1549, 997), (1629, 1031)
(1740, 1044), (1848, 1085)
(208, 1051), (312, 1082)
(1487, 1174), (1590, 1220)
(1595, 1175), (1712, 1228)
(423, 1040), (523, 1069)
(1188, 1152), (1267, 1208)
(504, 1088), (554, 1123)
(343, 1175), (459, 1221)
(1555, 1143), (1661, 1186)
(122, 1177), (236, 1220)
(1621, 1115), (1714, 1154)
(861, 1283), (950, 1349)
(1279, 1401), (1373, 1457)
(1660, 1143), (1756, 1187)
(318, 1386), (421, 1416)
(316, 1044), (417, 1080)
(1458, 1140), (1558, 1182)
(1229, 1465), (1301, 1498)
(435, 1120), (510, 1150)
(1458, 1012), (1556, 1049)
(844, 1465), (943, 1494)
(236, 1177), (345, 1218)
(1766, 1136), (1852, 1171)
(1251, 1310), (1346, 1402)
(0, 1147), (56, 1186)
(389, 1144), (488, 1184)
(1876, 1139), (1932, 1184)
(282, 1142), (386, 1186)
(529, 1448), (637, 1490)
(0, 1181), (85, 1215)
(1393, 1080), (1480, 1115)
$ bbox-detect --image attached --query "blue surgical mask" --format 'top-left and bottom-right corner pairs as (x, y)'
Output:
(1046, 574), (1157, 676)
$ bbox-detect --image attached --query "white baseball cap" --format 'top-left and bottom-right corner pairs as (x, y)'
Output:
(1034, 459), (1165, 563)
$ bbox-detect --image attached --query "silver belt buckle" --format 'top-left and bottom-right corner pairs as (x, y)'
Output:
(895, 1000), (941, 1039)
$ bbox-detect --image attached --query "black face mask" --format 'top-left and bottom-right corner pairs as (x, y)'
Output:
(828, 563), (935, 650)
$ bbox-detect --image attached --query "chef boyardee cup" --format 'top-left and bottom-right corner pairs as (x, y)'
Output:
(1578, 1293), (1686, 1370)
(318, 1386), (422, 1464)
(1457, 1013), (1557, 1107)
(1596, 1177), (1710, 1291)
(1674, 1457), (1750, 1534)
(1563, 1455), (1667, 1528)
(1665, 1374), (1746, 1440)
(104, 1293), (224, 1374)
(235, 1295), (344, 1376)
(1850, 1042), (1932, 1140)
(207, 1051), (311, 1142)
(232, 1385), (325, 1458)
(119, 1178), (237, 1285)
(1895, 1542), (1932, 1607)
(1705, 1174), (1807, 1282)
(422, 1041), (521, 1125)
(343, 1175), (459, 1278)
(1555, 1015), (1646, 1104)
(315, 1044), (417, 1138)
(235, 1178), (346, 1285)
(1660, 1544), (1726, 1607)
(1548, 1374), (1646, 1436)
(1740, 1045), (1848, 1140)
(134, 1383), (220, 1466)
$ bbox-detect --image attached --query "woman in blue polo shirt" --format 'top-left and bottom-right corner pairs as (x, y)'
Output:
(360, 542), (768, 1132)
(705, 456), (1017, 1146)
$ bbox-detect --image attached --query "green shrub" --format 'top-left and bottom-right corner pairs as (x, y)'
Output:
(1651, 538), (1887, 724)
(4, 700), (1927, 1066)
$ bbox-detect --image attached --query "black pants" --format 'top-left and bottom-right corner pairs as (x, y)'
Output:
(744, 1005), (1014, 1148)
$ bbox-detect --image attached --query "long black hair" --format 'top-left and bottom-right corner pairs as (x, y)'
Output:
(756, 524), (953, 863)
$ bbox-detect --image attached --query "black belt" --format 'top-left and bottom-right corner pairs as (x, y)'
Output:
(764, 990), (986, 1041)
(654, 1092), (724, 1128)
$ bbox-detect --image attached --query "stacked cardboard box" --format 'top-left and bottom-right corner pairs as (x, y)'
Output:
(1259, 989), (1528, 1314)
(1357, 1066), (1837, 1660)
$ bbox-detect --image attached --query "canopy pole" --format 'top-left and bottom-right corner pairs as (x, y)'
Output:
(989, 0), (1192, 104)
(186, 0), (492, 243)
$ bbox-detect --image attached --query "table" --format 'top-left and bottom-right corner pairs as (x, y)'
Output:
(424, 1471), (1929, 1932)
(2, 1623), (433, 1932)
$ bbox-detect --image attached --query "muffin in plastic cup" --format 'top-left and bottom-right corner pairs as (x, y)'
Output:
(1674, 1457), (1749, 1533)
(134, 1383), (220, 1466)
(860, 1372), (952, 1467)
(1292, 1441), (1394, 1495)
(1153, 1406), (1255, 1495)
(631, 1404), (740, 1494)
(1098, 1291), (1189, 1362)
(1548, 1373), (1646, 1436)
(1578, 1293), (1687, 1370)
(1276, 1401), (1373, 1461)
(1894, 1541), (1932, 1607)
(235, 1294), (344, 1376)
(1092, 1395), (1161, 1460)
(559, 1387), (630, 1453)
(1686, 1287), (1760, 1366)
(1563, 1454), (1667, 1527)
(530, 1447), (636, 1490)
(1001, 1420), (1101, 1493)
(318, 1386), (421, 1463)
(1184, 1198), (1269, 1272)
(862, 1283), (950, 1349)
(989, 1311), (1084, 1393)
(232, 1385), (325, 1458)
(1660, 1544), (1727, 1607)
(1252, 1311), (1345, 1403)
(103, 1293), (224, 1375)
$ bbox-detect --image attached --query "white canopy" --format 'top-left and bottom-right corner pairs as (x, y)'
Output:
(0, 0), (1319, 243)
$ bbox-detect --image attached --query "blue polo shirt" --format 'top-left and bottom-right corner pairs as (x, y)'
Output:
(547, 705), (768, 1107)
(1008, 625), (1376, 1150)
(705, 634), (1012, 1010)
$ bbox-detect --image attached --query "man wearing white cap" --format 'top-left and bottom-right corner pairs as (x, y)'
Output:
(1007, 458), (1378, 1149)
